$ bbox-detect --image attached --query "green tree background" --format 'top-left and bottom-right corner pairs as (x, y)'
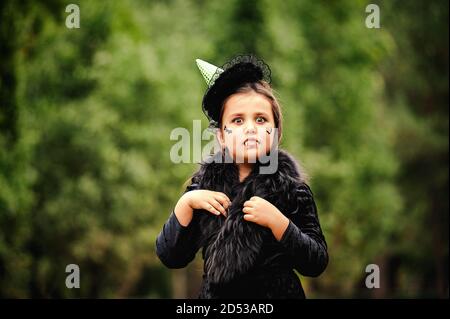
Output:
(0, 0), (447, 298)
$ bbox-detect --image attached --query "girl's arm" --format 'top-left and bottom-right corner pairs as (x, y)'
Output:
(156, 184), (201, 269)
(278, 184), (329, 277)
(156, 184), (230, 269)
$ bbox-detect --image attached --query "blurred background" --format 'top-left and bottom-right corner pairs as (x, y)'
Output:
(0, 0), (448, 298)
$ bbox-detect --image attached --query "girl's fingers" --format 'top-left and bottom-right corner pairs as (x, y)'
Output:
(215, 191), (231, 202)
(214, 192), (231, 206)
(203, 202), (220, 215)
(243, 200), (254, 207)
(243, 214), (255, 222)
(213, 194), (230, 209)
(209, 199), (227, 216)
(243, 206), (255, 214)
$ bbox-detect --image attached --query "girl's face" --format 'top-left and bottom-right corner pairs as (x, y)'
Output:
(217, 91), (276, 164)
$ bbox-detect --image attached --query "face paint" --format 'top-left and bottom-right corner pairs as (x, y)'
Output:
(224, 126), (233, 134)
(266, 127), (272, 134)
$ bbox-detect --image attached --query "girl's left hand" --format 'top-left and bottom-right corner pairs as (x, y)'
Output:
(242, 196), (283, 229)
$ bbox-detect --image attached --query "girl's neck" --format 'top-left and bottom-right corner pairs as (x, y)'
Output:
(237, 163), (254, 182)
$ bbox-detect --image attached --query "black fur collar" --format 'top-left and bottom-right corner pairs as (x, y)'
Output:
(190, 149), (308, 284)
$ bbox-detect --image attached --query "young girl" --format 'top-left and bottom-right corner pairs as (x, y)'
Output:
(156, 55), (328, 298)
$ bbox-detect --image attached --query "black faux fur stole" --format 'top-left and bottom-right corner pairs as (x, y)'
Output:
(190, 149), (308, 285)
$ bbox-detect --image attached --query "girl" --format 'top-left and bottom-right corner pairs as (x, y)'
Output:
(156, 55), (328, 298)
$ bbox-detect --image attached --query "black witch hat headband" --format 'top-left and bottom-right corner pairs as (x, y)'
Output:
(196, 55), (272, 129)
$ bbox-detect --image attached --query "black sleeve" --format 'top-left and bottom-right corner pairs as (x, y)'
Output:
(279, 183), (329, 277)
(155, 183), (202, 269)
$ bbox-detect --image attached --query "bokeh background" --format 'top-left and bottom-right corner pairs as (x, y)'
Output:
(0, 0), (448, 298)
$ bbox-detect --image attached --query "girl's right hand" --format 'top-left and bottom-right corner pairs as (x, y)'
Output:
(182, 190), (231, 217)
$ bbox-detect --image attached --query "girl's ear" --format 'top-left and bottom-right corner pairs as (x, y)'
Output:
(216, 128), (225, 147)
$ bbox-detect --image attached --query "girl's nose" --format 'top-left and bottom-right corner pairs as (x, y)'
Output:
(244, 122), (257, 134)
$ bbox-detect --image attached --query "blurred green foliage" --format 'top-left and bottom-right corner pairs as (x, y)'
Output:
(0, 0), (448, 298)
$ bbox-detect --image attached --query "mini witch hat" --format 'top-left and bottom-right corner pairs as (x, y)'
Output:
(196, 55), (272, 128)
(196, 59), (224, 87)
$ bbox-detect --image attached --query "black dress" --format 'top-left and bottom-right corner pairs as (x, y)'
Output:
(156, 182), (328, 299)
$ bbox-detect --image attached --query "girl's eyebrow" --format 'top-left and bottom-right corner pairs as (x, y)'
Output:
(228, 112), (270, 118)
(255, 112), (270, 117)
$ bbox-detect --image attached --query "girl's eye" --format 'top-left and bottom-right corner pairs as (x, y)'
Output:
(256, 117), (266, 123)
(232, 118), (243, 124)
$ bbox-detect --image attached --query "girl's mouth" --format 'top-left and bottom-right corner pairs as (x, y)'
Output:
(243, 137), (260, 148)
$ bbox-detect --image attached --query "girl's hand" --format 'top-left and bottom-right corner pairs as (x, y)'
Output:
(182, 190), (231, 217)
(243, 196), (290, 240)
